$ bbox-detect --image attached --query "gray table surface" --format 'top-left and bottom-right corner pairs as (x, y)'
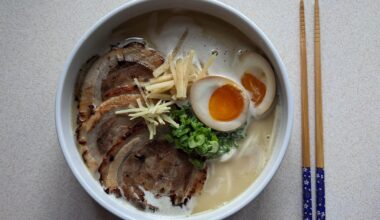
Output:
(1, 0), (379, 219)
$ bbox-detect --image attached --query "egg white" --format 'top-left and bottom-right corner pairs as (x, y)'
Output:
(235, 52), (276, 118)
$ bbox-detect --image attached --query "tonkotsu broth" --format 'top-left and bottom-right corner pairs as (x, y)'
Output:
(110, 10), (280, 214)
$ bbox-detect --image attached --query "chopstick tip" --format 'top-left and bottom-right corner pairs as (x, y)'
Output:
(300, 0), (304, 10)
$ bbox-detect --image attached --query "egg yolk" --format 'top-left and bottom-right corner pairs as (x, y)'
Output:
(241, 73), (266, 106)
(209, 84), (244, 121)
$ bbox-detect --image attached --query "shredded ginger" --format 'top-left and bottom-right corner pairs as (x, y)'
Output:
(145, 50), (217, 100)
(115, 50), (217, 139)
(116, 79), (179, 139)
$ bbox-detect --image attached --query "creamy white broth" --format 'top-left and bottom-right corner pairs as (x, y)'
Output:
(109, 10), (280, 214)
(194, 105), (280, 213)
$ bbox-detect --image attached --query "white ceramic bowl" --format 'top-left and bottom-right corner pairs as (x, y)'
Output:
(55, 0), (293, 219)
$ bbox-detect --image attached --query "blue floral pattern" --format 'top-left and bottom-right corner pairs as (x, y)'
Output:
(316, 168), (326, 220)
(303, 167), (312, 220)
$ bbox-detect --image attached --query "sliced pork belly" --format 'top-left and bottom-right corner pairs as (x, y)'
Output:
(80, 94), (140, 132)
(77, 94), (141, 173)
(99, 132), (207, 211)
(78, 42), (164, 123)
(101, 61), (152, 99)
(98, 126), (149, 196)
(75, 39), (208, 212)
(119, 141), (207, 210)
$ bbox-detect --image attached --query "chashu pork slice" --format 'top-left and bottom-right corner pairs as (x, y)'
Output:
(78, 41), (164, 123)
(98, 129), (207, 211)
(77, 94), (141, 173)
(98, 126), (150, 196)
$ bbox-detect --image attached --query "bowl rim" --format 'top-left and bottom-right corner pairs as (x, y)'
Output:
(55, 0), (294, 219)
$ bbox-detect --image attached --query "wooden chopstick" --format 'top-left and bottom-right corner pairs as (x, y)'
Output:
(299, 1), (312, 219)
(314, 0), (326, 219)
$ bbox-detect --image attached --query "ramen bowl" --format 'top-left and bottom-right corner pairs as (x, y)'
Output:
(55, 0), (293, 219)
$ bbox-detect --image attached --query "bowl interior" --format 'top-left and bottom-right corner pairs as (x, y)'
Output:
(56, 1), (293, 219)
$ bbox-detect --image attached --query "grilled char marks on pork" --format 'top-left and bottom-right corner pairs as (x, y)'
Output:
(99, 133), (207, 211)
(76, 39), (207, 212)
(101, 61), (153, 99)
(98, 126), (150, 197)
(120, 140), (207, 208)
(78, 42), (164, 123)
(77, 94), (141, 173)
(76, 40), (163, 172)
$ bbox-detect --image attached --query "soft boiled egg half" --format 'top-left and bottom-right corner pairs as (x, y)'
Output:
(190, 76), (249, 132)
(236, 52), (276, 118)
